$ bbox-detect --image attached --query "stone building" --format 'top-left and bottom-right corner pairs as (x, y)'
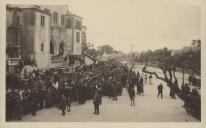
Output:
(6, 5), (85, 69)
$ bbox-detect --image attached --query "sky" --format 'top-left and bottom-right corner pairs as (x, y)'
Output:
(68, 0), (201, 53)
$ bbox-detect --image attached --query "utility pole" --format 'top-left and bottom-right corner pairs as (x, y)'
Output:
(130, 43), (132, 69)
(130, 43), (135, 69)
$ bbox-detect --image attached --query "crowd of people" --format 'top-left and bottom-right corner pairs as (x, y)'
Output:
(6, 60), (201, 121)
(6, 61), (133, 120)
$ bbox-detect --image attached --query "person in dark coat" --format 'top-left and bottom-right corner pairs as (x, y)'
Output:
(108, 82), (112, 98)
(181, 83), (187, 107)
(128, 87), (135, 106)
(13, 89), (22, 120)
(170, 84), (176, 99)
(190, 88), (199, 97)
(112, 84), (118, 100)
(59, 93), (67, 116)
(38, 87), (45, 110)
(22, 89), (29, 115)
(30, 88), (38, 116)
(139, 77), (144, 95)
(149, 73), (153, 85)
(188, 75), (193, 85)
(135, 76), (140, 94)
(45, 87), (52, 108)
(6, 89), (14, 121)
(185, 84), (190, 96)
(144, 74), (147, 85)
(64, 84), (72, 112)
(157, 83), (163, 99)
(93, 85), (102, 115)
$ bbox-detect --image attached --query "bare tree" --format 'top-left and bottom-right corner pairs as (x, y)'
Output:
(142, 48), (183, 100)
(81, 42), (101, 63)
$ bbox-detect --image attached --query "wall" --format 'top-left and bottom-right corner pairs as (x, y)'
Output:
(6, 8), (22, 46)
(41, 5), (67, 26)
(65, 28), (82, 55)
(21, 10), (35, 60)
(34, 11), (50, 69)
(64, 15), (82, 55)
(6, 9), (13, 30)
(21, 26), (35, 59)
(66, 29), (73, 55)
(73, 29), (82, 55)
(6, 8), (23, 29)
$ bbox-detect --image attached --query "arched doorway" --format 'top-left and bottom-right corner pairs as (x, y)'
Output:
(50, 41), (54, 54)
(59, 40), (66, 55)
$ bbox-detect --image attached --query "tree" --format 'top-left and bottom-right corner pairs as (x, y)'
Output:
(141, 40), (201, 100)
(81, 42), (101, 63)
(142, 47), (183, 100)
(81, 42), (93, 55)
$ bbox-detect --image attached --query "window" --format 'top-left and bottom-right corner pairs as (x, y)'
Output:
(75, 21), (81, 29)
(13, 12), (20, 26)
(53, 12), (58, 24)
(41, 43), (44, 52)
(40, 15), (45, 26)
(76, 32), (80, 43)
(61, 15), (64, 25)
(66, 19), (71, 28)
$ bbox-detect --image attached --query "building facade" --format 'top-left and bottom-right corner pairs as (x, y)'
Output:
(6, 5), (85, 69)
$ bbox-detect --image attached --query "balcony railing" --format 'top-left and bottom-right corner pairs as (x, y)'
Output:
(51, 55), (64, 63)
(7, 58), (21, 66)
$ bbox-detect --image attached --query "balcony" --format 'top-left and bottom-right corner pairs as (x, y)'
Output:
(7, 57), (22, 66)
(51, 55), (65, 63)
(6, 44), (22, 66)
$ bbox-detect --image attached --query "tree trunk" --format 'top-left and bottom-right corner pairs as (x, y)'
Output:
(182, 67), (185, 85)
(142, 67), (184, 101)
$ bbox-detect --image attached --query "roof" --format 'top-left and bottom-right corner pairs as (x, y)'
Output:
(6, 5), (51, 16)
(65, 13), (83, 20)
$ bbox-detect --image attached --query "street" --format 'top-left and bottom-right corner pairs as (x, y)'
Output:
(17, 76), (198, 122)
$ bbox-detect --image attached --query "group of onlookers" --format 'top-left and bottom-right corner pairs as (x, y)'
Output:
(6, 62), (130, 120)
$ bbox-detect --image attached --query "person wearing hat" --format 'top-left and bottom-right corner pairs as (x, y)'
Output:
(13, 89), (22, 120)
(139, 76), (144, 95)
(30, 88), (38, 116)
(157, 83), (163, 99)
(6, 88), (14, 121)
(185, 84), (190, 96)
(93, 85), (102, 115)
(59, 93), (67, 116)
(149, 73), (153, 85)
(64, 83), (72, 112)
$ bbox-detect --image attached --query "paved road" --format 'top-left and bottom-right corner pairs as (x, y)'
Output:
(15, 77), (198, 122)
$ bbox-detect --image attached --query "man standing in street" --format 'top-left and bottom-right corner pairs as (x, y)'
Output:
(93, 85), (102, 115)
(30, 88), (38, 116)
(149, 73), (153, 85)
(139, 76), (144, 95)
(144, 74), (147, 85)
(128, 86), (135, 106)
(13, 89), (22, 120)
(59, 93), (67, 116)
(157, 83), (163, 99)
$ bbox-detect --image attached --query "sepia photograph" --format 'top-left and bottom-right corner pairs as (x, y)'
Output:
(3, 0), (204, 124)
